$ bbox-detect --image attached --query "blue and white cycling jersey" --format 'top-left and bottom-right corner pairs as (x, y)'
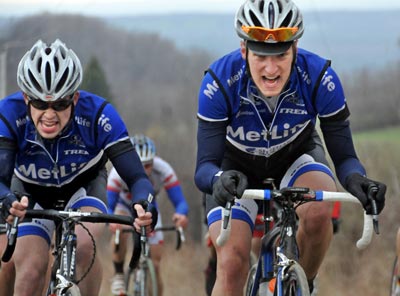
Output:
(0, 90), (129, 187)
(198, 48), (348, 157)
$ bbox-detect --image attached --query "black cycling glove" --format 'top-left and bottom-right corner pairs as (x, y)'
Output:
(131, 199), (159, 231)
(0, 193), (17, 220)
(212, 170), (248, 207)
(344, 173), (386, 214)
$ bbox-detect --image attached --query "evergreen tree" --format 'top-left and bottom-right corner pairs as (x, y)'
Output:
(81, 56), (114, 103)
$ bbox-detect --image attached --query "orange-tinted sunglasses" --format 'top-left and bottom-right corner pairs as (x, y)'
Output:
(241, 25), (298, 42)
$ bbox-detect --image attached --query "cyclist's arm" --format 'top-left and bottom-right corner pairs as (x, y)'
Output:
(106, 189), (119, 214)
(106, 140), (154, 203)
(320, 118), (366, 187)
(106, 168), (123, 214)
(0, 138), (17, 199)
(166, 185), (189, 215)
(194, 119), (227, 194)
(155, 157), (189, 215)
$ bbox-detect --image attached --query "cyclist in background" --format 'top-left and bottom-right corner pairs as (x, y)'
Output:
(0, 39), (156, 296)
(194, 1), (386, 295)
(108, 134), (189, 296)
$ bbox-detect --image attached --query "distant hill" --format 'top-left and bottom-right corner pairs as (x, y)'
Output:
(104, 11), (400, 73)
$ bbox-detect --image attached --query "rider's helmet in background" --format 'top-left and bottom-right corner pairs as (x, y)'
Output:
(17, 39), (82, 101)
(235, 0), (304, 55)
(130, 134), (156, 164)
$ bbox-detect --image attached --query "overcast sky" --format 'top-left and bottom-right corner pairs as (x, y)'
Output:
(1, 0), (399, 17)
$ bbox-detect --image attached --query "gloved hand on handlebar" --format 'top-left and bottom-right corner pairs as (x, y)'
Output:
(345, 173), (386, 214)
(0, 193), (18, 220)
(212, 170), (248, 207)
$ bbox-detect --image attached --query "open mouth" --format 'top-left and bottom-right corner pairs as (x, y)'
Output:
(39, 120), (59, 133)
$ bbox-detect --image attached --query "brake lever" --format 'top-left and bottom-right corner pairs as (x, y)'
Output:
(114, 228), (120, 252)
(222, 201), (232, 229)
(1, 216), (19, 262)
(367, 183), (379, 234)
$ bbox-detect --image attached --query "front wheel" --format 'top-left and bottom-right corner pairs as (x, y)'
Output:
(126, 258), (158, 296)
(244, 263), (258, 296)
(282, 262), (310, 296)
(64, 284), (81, 296)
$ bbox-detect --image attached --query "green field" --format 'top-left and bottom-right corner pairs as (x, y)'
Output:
(354, 126), (400, 143)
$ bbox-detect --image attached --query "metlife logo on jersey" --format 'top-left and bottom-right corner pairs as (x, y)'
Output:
(296, 65), (336, 92)
(17, 162), (87, 181)
(98, 114), (112, 132)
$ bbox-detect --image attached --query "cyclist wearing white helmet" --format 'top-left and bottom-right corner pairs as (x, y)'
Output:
(194, 0), (386, 295)
(107, 134), (189, 296)
(0, 39), (156, 296)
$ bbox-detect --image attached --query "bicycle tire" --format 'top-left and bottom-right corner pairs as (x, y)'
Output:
(282, 262), (310, 296)
(390, 256), (399, 296)
(64, 283), (81, 296)
(244, 263), (259, 296)
(126, 257), (158, 296)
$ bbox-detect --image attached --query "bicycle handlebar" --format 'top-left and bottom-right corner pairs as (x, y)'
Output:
(216, 189), (377, 250)
(1, 209), (134, 263)
(116, 225), (186, 251)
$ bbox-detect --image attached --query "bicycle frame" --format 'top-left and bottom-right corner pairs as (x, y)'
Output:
(48, 217), (80, 295)
(217, 187), (379, 296)
(1, 208), (134, 296)
(122, 225), (185, 296)
(126, 226), (158, 296)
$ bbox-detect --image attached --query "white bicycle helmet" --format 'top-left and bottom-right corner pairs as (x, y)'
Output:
(17, 39), (82, 102)
(131, 134), (156, 164)
(235, 0), (304, 55)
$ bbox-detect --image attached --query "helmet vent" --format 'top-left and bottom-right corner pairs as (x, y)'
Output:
(36, 57), (42, 72)
(250, 10), (262, 26)
(28, 70), (42, 94)
(54, 57), (59, 72)
(45, 47), (52, 55)
(56, 68), (69, 93)
(268, 2), (275, 27)
(45, 62), (52, 90)
(281, 11), (293, 27)
(259, 0), (265, 13)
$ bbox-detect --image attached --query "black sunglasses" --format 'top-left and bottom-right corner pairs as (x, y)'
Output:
(28, 96), (74, 111)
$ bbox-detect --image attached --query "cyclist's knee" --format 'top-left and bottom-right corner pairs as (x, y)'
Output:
(218, 247), (249, 278)
(298, 202), (332, 235)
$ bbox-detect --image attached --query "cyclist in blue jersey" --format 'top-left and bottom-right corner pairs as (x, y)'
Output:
(0, 39), (157, 296)
(194, 0), (386, 295)
(107, 134), (189, 296)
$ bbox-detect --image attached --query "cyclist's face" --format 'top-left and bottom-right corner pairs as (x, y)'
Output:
(24, 92), (79, 139)
(143, 162), (154, 176)
(241, 42), (295, 97)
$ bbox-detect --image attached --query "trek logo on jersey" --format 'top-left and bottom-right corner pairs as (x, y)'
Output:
(98, 114), (112, 132)
(227, 122), (307, 142)
(18, 162), (87, 180)
(64, 150), (89, 156)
